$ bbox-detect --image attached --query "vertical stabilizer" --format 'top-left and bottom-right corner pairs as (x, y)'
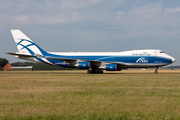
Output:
(11, 30), (47, 55)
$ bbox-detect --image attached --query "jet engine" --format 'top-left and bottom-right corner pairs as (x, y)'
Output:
(106, 64), (121, 71)
(79, 61), (90, 69)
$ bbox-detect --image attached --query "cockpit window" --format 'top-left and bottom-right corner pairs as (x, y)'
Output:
(160, 51), (164, 53)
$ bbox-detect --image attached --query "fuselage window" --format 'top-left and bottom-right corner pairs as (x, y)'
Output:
(160, 51), (164, 53)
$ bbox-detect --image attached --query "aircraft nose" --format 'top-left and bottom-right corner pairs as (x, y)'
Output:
(172, 57), (175, 63)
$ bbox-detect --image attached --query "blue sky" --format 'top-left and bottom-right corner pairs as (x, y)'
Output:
(0, 0), (180, 65)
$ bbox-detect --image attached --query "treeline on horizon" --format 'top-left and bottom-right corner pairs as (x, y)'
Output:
(11, 62), (79, 70)
(0, 58), (8, 70)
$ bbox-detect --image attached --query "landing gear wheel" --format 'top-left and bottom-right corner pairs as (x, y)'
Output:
(87, 70), (95, 74)
(87, 70), (91, 74)
(87, 70), (103, 74)
(154, 67), (159, 74)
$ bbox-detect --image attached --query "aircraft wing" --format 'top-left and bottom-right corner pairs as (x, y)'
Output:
(46, 57), (78, 62)
(46, 56), (127, 66)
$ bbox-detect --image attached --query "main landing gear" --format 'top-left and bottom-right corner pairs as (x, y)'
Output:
(155, 67), (159, 74)
(87, 70), (103, 74)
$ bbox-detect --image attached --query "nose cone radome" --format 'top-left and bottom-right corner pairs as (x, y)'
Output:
(172, 57), (175, 63)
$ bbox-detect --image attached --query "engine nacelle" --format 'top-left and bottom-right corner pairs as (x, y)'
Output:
(79, 61), (90, 69)
(106, 64), (121, 71)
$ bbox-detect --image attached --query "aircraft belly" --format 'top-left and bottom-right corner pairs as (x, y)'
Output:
(119, 63), (169, 68)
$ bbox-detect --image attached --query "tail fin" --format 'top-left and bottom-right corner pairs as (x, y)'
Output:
(11, 30), (47, 55)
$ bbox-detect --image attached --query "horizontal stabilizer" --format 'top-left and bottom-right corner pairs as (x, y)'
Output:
(6, 52), (36, 57)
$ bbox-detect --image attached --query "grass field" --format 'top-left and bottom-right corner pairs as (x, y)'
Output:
(0, 70), (180, 120)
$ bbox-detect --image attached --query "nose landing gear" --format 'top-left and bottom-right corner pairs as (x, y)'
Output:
(155, 67), (159, 74)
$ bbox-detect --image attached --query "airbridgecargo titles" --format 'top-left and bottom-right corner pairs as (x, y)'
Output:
(7, 30), (175, 74)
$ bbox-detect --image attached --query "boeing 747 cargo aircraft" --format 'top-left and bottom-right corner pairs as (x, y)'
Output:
(7, 30), (175, 74)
